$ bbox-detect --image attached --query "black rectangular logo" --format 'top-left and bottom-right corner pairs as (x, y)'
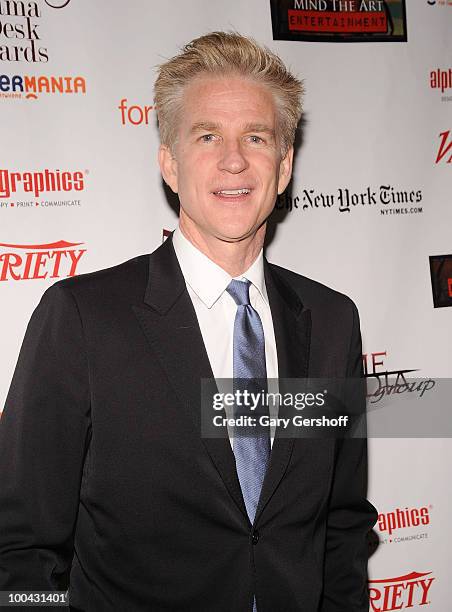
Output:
(270, 0), (407, 43)
(429, 254), (452, 308)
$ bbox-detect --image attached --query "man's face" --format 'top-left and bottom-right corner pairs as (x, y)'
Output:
(159, 75), (293, 244)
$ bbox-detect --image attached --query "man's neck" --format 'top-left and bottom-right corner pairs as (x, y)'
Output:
(178, 216), (265, 277)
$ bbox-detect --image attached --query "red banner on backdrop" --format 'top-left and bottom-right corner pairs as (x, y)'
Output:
(288, 10), (387, 33)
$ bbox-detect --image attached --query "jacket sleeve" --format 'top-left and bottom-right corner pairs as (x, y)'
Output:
(0, 283), (91, 590)
(320, 300), (378, 611)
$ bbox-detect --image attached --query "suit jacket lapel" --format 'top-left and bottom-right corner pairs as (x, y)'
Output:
(132, 237), (312, 526)
(254, 261), (312, 523)
(132, 236), (249, 522)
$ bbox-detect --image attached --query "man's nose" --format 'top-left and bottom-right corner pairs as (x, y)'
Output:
(217, 140), (249, 173)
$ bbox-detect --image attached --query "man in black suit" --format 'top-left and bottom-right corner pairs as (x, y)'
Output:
(0, 32), (377, 611)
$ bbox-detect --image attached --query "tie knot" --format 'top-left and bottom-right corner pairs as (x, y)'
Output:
(226, 279), (251, 306)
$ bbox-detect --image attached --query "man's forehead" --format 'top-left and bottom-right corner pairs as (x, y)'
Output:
(180, 78), (275, 123)
(182, 74), (275, 108)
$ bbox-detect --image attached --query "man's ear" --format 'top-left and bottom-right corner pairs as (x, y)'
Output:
(158, 144), (178, 193)
(277, 145), (294, 195)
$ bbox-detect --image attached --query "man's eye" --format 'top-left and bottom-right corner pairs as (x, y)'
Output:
(200, 134), (217, 142)
(248, 135), (264, 144)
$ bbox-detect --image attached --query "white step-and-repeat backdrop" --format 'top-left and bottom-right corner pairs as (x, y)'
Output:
(1, 1), (451, 609)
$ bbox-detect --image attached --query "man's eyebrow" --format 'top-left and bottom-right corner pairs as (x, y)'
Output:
(189, 121), (276, 137)
(242, 123), (276, 137)
(190, 121), (222, 134)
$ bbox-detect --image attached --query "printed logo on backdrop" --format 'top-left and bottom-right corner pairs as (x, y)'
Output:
(361, 350), (438, 406)
(44, 0), (70, 7)
(430, 68), (452, 103)
(276, 184), (423, 216)
(0, 167), (87, 209)
(377, 505), (432, 545)
(429, 254), (452, 308)
(0, 0), (72, 64)
(118, 99), (155, 126)
(0, 73), (86, 99)
(362, 350), (418, 382)
(270, 0), (407, 43)
(368, 572), (435, 610)
(435, 130), (452, 164)
(162, 229), (172, 242)
(0, 239), (85, 281)
(426, 0), (452, 8)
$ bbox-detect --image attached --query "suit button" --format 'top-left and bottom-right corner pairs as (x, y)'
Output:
(251, 530), (259, 545)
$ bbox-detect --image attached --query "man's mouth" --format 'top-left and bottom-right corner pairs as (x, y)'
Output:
(212, 188), (252, 197)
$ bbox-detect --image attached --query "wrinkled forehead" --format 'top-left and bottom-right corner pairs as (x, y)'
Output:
(177, 73), (279, 133)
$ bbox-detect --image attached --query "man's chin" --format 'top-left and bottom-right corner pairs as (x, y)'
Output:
(213, 223), (266, 244)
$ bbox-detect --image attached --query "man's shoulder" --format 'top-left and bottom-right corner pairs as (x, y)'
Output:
(268, 262), (358, 315)
(43, 253), (150, 305)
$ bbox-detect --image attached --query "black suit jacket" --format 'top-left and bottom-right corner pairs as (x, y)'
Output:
(0, 235), (377, 611)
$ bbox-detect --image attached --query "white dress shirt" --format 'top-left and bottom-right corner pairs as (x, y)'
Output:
(172, 225), (279, 448)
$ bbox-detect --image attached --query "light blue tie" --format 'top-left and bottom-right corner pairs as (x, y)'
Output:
(226, 279), (270, 612)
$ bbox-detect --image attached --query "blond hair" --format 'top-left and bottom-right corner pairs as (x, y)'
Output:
(154, 31), (303, 156)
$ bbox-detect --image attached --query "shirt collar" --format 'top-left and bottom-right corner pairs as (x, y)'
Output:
(172, 225), (268, 308)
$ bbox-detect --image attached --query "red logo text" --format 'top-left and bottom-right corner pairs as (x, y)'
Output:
(435, 130), (452, 164)
(0, 240), (86, 281)
(369, 571), (435, 611)
(430, 68), (452, 93)
(377, 506), (430, 535)
(0, 169), (85, 198)
(118, 98), (155, 125)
